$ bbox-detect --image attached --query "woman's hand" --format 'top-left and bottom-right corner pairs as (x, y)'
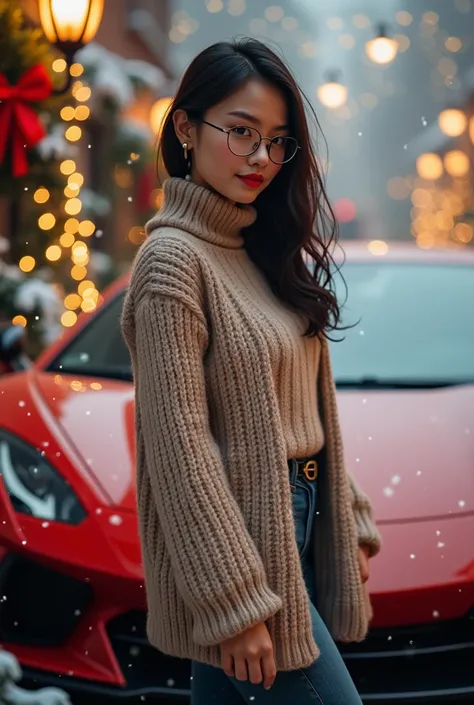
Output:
(358, 545), (370, 583)
(220, 621), (276, 691)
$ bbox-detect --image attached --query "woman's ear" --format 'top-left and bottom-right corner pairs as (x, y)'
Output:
(173, 109), (194, 149)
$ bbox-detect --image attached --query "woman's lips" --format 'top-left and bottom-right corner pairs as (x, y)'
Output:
(237, 175), (264, 188)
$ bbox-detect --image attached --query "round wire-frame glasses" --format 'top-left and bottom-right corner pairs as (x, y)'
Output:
(201, 120), (300, 165)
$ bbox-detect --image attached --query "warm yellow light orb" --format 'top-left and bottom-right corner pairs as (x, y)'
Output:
(12, 315), (27, 327)
(150, 97), (173, 137)
(64, 184), (80, 198)
(65, 126), (82, 142)
(78, 220), (95, 237)
(52, 58), (66, 73)
(365, 36), (398, 64)
(75, 105), (90, 121)
(34, 187), (50, 204)
(65, 198), (82, 216)
(61, 310), (78, 327)
(444, 150), (470, 177)
(81, 298), (97, 313)
(60, 159), (76, 175)
(60, 106), (75, 121)
(70, 63), (84, 77)
(64, 218), (80, 234)
(416, 153), (443, 180)
(78, 280), (95, 296)
(75, 86), (92, 102)
(438, 109), (467, 137)
(368, 240), (389, 256)
(19, 256), (36, 272)
(64, 293), (82, 310)
(71, 264), (87, 281)
(46, 245), (62, 261)
(69, 172), (84, 187)
(60, 232), (75, 247)
(38, 213), (56, 230)
(317, 81), (348, 109)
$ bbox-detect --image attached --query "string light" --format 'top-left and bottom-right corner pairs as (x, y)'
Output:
(34, 188), (50, 203)
(45, 245), (62, 261)
(19, 256), (36, 272)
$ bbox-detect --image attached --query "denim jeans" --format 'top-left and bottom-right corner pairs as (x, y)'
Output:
(190, 459), (363, 704)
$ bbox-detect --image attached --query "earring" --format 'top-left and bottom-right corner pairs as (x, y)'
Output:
(182, 142), (192, 181)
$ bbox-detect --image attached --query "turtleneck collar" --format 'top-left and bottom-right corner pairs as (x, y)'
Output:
(145, 177), (257, 249)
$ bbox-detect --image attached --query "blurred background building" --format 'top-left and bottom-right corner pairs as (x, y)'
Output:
(0, 0), (473, 353)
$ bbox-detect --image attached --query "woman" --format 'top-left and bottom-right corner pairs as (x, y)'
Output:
(121, 38), (381, 704)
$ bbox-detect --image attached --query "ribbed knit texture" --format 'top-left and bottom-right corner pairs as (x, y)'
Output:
(121, 177), (381, 671)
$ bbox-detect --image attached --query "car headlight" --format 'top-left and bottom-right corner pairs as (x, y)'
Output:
(0, 429), (86, 524)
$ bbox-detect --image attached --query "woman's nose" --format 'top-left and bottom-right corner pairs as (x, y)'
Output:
(248, 140), (270, 166)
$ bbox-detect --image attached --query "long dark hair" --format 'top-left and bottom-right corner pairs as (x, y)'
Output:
(160, 38), (345, 338)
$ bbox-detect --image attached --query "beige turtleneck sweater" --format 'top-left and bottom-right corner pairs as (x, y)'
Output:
(121, 177), (381, 671)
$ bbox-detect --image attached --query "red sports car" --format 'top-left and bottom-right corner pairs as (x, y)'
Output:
(0, 241), (473, 703)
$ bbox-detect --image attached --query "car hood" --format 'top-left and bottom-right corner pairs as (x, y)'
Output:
(34, 370), (137, 512)
(337, 383), (474, 522)
(34, 371), (474, 522)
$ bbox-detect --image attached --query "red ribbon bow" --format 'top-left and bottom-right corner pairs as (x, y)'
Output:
(0, 64), (53, 178)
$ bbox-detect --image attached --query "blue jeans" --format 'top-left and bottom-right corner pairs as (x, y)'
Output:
(191, 459), (363, 704)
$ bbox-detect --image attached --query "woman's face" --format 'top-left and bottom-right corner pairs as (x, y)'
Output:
(174, 78), (290, 204)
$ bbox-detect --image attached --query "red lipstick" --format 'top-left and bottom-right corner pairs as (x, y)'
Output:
(237, 173), (264, 188)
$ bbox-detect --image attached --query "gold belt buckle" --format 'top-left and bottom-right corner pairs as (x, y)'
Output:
(303, 459), (318, 481)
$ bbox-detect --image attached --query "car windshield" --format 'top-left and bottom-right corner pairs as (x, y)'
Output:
(330, 262), (474, 387)
(48, 262), (474, 388)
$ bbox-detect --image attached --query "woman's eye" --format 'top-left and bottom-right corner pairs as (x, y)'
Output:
(273, 136), (286, 145)
(232, 126), (251, 137)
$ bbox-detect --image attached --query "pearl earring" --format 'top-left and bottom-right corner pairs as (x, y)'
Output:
(182, 142), (192, 181)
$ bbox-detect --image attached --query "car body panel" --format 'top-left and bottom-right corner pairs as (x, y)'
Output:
(0, 242), (473, 702)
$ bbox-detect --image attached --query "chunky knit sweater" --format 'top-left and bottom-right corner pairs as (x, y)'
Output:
(121, 177), (381, 671)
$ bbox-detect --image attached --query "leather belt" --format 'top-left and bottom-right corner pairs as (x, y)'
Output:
(288, 457), (318, 493)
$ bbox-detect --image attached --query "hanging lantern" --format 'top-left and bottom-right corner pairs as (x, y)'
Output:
(38, 0), (104, 59)
(317, 71), (348, 109)
(366, 23), (398, 65)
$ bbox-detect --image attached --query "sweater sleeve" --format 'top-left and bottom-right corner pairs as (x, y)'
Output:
(347, 470), (382, 558)
(132, 293), (283, 646)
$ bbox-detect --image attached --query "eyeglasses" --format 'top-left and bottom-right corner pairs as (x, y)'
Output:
(201, 120), (300, 165)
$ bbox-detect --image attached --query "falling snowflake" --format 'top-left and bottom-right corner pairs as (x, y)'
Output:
(383, 487), (394, 497)
(458, 500), (466, 508)
(21, 540), (27, 545)
(109, 514), (123, 526)
(437, 542), (445, 548)
(391, 475), (401, 485)
(410, 553), (416, 559)
(18, 400), (26, 407)
(421, 116), (427, 126)
(432, 610), (439, 618)
(41, 522), (49, 528)
(167, 679), (175, 687)
(416, 470), (422, 476)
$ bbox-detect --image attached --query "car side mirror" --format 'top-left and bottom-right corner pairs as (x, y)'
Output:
(0, 325), (32, 374)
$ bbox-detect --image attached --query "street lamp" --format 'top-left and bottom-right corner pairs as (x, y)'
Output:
(366, 23), (398, 65)
(317, 71), (348, 109)
(38, 0), (104, 94)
